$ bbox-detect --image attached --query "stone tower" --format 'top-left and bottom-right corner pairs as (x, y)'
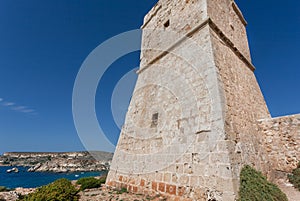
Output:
(106, 0), (273, 200)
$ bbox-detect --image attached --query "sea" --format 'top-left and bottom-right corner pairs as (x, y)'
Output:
(0, 166), (105, 189)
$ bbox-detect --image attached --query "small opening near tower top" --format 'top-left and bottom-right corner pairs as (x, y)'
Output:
(151, 112), (159, 127)
(164, 20), (170, 28)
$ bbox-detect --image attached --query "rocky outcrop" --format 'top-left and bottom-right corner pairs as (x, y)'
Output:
(0, 188), (35, 201)
(0, 151), (113, 173)
(27, 159), (107, 173)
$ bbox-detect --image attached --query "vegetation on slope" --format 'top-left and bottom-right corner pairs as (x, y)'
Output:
(288, 162), (300, 191)
(239, 165), (288, 201)
(18, 175), (107, 200)
(19, 178), (78, 201)
(76, 176), (106, 191)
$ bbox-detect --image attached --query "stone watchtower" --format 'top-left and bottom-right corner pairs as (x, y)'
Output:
(106, 0), (274, 200)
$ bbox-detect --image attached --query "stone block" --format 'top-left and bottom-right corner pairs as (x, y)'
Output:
(151, 181), (157, 191)
(166, 184), (177, 195)
(158, 182), (166, 193)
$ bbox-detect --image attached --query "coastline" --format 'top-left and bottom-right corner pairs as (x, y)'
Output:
(0, 151), (113, 173)
(0, 151), (112, 193)
(0, 166), (106, 189)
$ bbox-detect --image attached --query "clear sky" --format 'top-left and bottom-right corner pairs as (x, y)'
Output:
(0, 0), (299, 154)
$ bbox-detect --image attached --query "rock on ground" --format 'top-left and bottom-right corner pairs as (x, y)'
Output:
(0, 188), (35, 201)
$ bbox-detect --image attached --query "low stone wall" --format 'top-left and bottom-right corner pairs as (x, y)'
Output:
(258, 114), (300, 173)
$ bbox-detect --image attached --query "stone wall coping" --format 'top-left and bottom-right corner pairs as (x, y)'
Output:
(141, 3), (162, 29)
(257, 113), (300, 122)
(231, 0), (247, 26)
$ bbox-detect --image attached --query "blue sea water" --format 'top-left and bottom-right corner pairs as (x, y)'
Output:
(0, 166), (105, 189)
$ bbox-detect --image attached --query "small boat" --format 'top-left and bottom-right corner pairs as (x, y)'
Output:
(75, 174), (79, 178)
(12, 167), (19, 173)
(6, 167), (19, 173)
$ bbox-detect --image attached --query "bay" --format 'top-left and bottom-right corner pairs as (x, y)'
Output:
(0, 166), (105, 189)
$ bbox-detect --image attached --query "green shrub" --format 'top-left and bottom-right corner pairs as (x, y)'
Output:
(288, 162), (300, 191)
(0, 186), (10, 192)
(76, 176), (105, 191)
(239, 165), (288, 201)
(116, 187), (128, 194)
(20, 178), (78, 201)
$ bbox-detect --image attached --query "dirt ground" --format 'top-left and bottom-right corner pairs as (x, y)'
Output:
(78, 187), (166, 201)
(276, 179), (300, 201)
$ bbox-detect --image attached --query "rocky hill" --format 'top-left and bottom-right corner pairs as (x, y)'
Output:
(0, 151), (113, 173)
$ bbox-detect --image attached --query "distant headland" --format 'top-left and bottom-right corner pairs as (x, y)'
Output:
(0, 151), (113, 173)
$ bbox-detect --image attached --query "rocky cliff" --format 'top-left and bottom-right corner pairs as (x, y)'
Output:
(0, 151), (113, 173)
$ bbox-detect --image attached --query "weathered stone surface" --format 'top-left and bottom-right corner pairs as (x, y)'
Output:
(106, 0), (299, 200)
(258, 115), (300, 174)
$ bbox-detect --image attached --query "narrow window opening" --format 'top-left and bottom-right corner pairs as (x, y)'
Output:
(164, 20), (170, 28)
(151, 113), (159, 127)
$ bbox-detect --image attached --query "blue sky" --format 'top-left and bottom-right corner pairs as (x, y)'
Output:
(0, 0), (299, 154)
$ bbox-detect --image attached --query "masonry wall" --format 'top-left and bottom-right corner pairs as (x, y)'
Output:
(106, 0), (297, 200)
(258, 114), (300, 175)
(207, 0), (272, 182)
(106, 0), (245, 199)
(207, 0), (251, 61)
(140, 0), (207, 68)
(107, 23), (238, 200)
